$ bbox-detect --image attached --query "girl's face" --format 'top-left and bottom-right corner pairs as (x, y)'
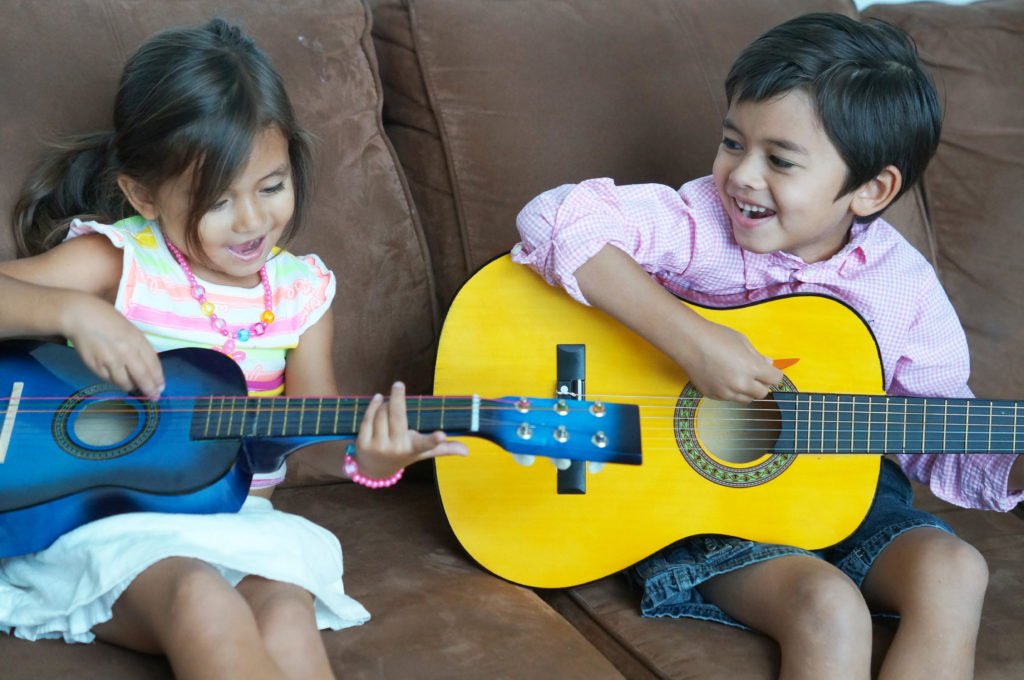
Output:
(150, 126), (295, 287)
(712, 90), (860, 264)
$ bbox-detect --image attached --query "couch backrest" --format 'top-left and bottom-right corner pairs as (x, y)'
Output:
(371, 0), (935, 311)
(0, 0), (439, 395)
(863, 0), (1024, 399)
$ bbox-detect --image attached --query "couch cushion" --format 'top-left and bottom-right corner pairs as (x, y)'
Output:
(371, 0), (936, 311)
(0, 0), (439, 399)
(0, 481), (625, 679)
(863, 0), (1024, 400)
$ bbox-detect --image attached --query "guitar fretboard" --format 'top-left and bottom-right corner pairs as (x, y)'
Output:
(190, 395), (480, 440)
(775, 392), (1022, 454)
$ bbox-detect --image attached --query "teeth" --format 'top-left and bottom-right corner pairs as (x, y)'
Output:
(737, 200), (770, 219)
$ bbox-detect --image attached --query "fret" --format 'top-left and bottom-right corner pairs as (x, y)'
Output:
(297, 397), (306, 436)
(416, 395), (422, 431)
(316, 398), (323, 436)
(227, 397), (236, 437)
(943, 400), (949, 452)
(216, 396), (225, 438)
(849, 395), (856, 452)
(868, 393), (876, 450)
(880, 395), (888, 454)
(351, 398), (358, 434)
(901, 399), (907, 453)
(203, 398), (213, 438)
(266, 398), (274, 437)
(988, 401), (993, 451)
(250, 398), (261, 437)
(440, 395), (446, 431)
(333, 397), (340, 435)
(920, 399), (927, 452)
(1015, 404), (1019, 453)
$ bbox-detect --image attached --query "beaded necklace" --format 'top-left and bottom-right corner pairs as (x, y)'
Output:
(165, 239), (275, 362)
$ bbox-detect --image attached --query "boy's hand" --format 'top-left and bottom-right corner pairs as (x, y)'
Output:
(352, 381), (469, 480)
(60, 293), (165, 399)
(681, 319), (783, 403)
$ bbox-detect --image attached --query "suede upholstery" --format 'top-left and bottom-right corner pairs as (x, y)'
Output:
(1, 1), (1023, 678)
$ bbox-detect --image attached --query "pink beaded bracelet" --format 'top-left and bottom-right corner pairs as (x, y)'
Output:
(344, 447), (404, 489)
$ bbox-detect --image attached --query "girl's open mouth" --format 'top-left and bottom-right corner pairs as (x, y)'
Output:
(228, 236), (265, 260)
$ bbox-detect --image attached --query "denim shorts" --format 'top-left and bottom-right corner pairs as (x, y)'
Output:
(628, 459), (952, 629)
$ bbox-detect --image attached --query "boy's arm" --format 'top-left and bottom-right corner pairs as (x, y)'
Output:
(890, 277), (1024, 511)
(514, 177), (780, 402)
(575, 245), (781, 402)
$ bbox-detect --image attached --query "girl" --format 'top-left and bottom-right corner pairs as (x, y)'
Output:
(0, 17), (466, 680)
(514, 13), (1007, 680)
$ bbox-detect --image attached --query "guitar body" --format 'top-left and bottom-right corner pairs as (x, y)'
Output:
(0, 342), (251, 557)
(434, 256), (884, 588)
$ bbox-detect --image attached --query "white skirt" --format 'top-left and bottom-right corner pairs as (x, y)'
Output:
(0, 497), (370, 643)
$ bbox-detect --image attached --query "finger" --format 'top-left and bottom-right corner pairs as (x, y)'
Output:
(106, 364), (134, 394)
(358, 393), (384, 446)
(387, 382), (409, 442)
(127, 355), (164, 399)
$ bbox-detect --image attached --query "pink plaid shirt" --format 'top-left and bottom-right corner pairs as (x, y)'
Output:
(513, 175), (1024, 511)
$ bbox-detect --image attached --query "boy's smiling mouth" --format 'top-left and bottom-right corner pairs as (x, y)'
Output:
(736, 199), (777, 221)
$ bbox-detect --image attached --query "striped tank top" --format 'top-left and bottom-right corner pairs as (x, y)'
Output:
(66, 216), (337, 489)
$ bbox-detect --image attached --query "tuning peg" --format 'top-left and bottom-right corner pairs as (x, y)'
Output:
(511, 454), (535, 467)
(551, 457), (571, 470)
(587, 462), (605, 474)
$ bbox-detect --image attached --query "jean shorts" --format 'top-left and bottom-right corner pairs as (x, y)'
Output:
(628, 459), (952, 629)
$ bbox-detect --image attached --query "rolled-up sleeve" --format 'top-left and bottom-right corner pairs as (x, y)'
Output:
(892, 275), (1024, 511)
(513, 179), (698, 305)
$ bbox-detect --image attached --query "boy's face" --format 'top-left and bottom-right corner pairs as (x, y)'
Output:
(712, 89), (859, 264)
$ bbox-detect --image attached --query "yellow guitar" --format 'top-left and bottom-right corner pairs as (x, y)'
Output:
(435, 255), (1016, 588)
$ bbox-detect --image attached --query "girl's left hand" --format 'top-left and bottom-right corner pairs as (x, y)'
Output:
(352, 381), (469, 480)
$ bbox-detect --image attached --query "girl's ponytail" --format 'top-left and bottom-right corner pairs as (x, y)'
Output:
(13, 130), (127, 257)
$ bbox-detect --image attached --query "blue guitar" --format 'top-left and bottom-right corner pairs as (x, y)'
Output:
(0, 341), (641, 558)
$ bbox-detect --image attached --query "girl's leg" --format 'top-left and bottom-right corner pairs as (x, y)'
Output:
(698, 555), (873, 680)
(235, 575), (334, 680)
(861, 527), (987, 680)
(92, 557), (288, 680)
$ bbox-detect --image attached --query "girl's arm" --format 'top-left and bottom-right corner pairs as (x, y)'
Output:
(0, 235), (164, 397)
(283, 311), (467, 482)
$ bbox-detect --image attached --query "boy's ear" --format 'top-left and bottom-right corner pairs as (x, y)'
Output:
(850, 165), (903, 218)
(116, 175), (159, 220)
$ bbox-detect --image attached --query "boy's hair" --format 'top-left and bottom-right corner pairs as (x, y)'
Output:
(14, 17), (314, 257)
(725, 12), (941, 218)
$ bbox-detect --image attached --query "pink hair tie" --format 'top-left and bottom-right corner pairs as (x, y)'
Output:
(344, 445), (403, 489)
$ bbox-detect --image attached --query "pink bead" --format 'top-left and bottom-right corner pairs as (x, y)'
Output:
(191, 285), (205, 300)
(223, 339), (236, 353)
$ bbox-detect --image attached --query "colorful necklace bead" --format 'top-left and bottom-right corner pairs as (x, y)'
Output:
(165, 239), (275, 362)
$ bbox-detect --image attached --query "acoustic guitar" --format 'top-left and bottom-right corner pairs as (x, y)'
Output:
(434, 255), (1020, 588)
(0, 340), (640, 558)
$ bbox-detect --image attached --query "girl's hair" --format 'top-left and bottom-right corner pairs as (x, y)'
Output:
(724, 12), (941, 220)
(14, 17), (314, 257)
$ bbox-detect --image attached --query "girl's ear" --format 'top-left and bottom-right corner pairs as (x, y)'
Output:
(850, 165), (903, 218)
(116, 175), (159, 220)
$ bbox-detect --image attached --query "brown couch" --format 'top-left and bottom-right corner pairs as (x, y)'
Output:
(2, 0), (1022, 678)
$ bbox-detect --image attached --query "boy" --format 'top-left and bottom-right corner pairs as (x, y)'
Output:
(513, 13), (1015, 679)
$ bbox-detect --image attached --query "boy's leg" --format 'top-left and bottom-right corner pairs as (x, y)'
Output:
(236, 575), (334, 680)
(698, 554), (873, 680)
(860, 527), (987, 680)
(92, 557), (287, 680)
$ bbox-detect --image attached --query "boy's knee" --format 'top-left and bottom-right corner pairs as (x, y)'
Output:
(787, 570), (872, 642)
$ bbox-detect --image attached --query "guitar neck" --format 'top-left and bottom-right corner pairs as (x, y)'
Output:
(190, 395), (480, 441)
(775, 392), (1024, 454)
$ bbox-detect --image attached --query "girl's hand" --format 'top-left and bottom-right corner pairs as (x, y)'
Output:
(60, 292), (165, 399)
(679, 318), (782, 403)
(351, 381), (469, 480)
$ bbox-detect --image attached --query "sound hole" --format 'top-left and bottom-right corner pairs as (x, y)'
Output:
(73, 399), (141, 448)
(695, 397), (781, 464)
